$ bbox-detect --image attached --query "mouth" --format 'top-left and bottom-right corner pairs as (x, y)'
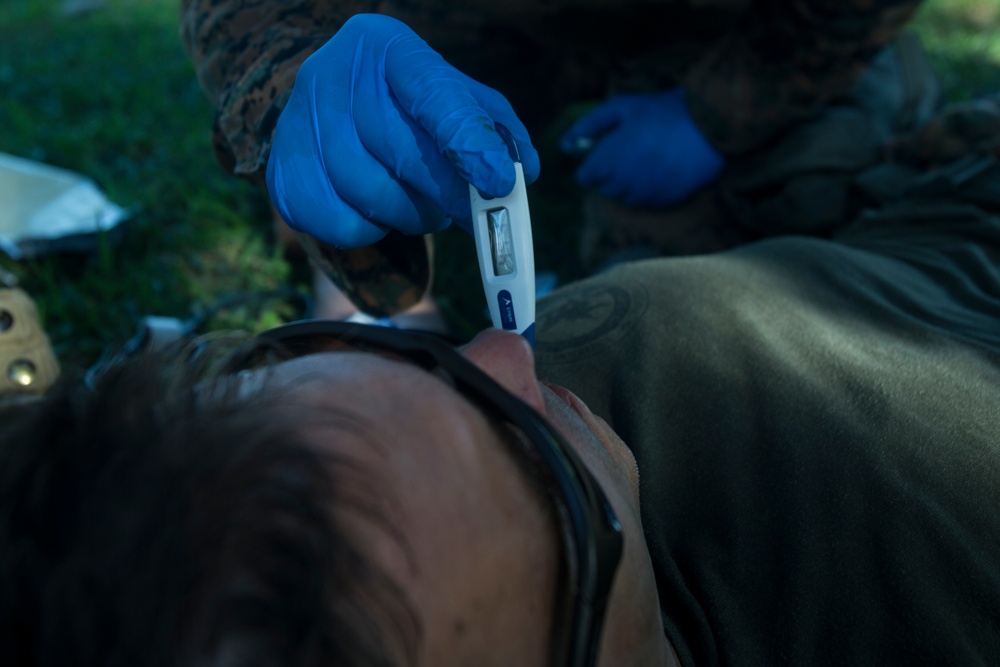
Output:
(539, 381), (640, 501)
(540, 380), (589, 418)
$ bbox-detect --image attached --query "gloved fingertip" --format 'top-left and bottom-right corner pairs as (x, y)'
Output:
(474, 158), (516, 199)
(502, 130), (540, 182)
(521, 151), (541, 185)
(329, 219), (390, 250)
(560, 134), (595, 155)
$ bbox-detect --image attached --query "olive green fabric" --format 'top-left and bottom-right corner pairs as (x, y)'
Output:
(535, 201), (1000, 665)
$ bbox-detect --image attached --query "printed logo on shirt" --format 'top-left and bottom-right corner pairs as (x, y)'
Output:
(535, 282), (648, 362)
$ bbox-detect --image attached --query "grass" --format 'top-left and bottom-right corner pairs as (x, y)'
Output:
(911, 0), (1000, 98)
(0, 0), (998, 368)
(1, 0), (287, 366)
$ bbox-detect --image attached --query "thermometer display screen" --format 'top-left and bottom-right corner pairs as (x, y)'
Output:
(487, 207), (516, 277)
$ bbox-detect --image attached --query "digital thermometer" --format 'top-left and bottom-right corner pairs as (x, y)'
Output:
(469, 123), (536, 345)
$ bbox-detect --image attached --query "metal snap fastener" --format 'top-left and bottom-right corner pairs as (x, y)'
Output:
(8, 358), (37, 387)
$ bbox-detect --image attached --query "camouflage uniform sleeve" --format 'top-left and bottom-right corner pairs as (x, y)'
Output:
(180, 0), (431, 317)
(179, 0), (377, 183)
(684, 0), (923, 155)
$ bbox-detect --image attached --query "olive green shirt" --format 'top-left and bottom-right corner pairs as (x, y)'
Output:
(535, 200), (1000, 665)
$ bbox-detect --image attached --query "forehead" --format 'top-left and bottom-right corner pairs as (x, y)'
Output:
(265, 350), (474, 444)
(264, 350), (550, 504)
(256, 350), (562, 664)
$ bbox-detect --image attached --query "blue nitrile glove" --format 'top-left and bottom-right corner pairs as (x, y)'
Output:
(266, 14), (540, 249)
(559, 88), (724, 208)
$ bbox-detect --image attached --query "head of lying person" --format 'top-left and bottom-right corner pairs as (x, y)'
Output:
(0, 323), (673, 667)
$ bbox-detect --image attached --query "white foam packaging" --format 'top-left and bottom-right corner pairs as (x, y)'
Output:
(0, 152), (128, 259)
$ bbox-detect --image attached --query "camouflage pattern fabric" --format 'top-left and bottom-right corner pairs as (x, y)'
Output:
(889, 95), (1000, 167)
(180, 0), (922, 316)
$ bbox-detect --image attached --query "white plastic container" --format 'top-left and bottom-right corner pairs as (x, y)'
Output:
(0, 152), (127, 259)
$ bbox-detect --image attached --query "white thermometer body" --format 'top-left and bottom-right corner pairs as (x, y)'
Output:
(470, 156), (536, 345)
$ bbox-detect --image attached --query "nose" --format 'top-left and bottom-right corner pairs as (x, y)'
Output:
(459, 329), (546, 414)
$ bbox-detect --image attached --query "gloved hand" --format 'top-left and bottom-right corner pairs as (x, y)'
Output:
(266, 14), (540, 249)
(559, 88), (724, 208)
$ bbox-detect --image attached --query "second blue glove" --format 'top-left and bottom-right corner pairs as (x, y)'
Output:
(560, 88), (724, 208)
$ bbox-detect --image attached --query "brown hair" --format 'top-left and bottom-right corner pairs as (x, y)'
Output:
(0, 340), (417, 667)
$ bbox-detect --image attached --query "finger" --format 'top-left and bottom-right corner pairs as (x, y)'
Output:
(296, 87), (449, 239)
(267, 143), (389, 249)
(352, 78), (472, 229)
(383, 31), (516, 199)
(459, 72), (541, 184)
(322, 130), (449, 237)
(560, 97), (628, 150)
(269, 106), (445, 247)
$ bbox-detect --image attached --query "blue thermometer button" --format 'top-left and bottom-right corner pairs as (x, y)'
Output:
(497, 289), (517, 330)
